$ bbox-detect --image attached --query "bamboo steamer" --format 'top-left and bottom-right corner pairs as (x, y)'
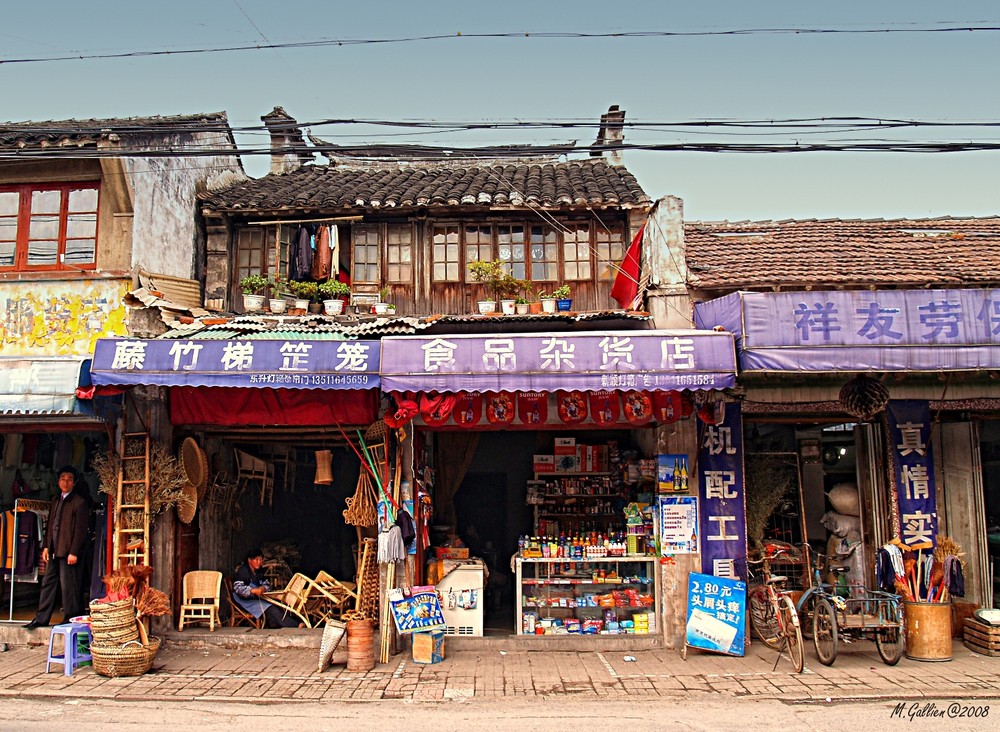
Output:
(346, 618), (375, 672)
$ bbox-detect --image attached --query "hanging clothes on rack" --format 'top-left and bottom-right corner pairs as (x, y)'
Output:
(311, 225), (333, 280)
(289, 225), (313, 281)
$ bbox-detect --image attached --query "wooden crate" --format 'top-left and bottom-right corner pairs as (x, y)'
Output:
(963, 618), (1000, 657)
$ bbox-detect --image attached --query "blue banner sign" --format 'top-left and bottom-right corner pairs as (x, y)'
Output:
(887, 400), (938, 547)
(380, 330), (736, 393)
(685, 572), (746, 656)
(698, 402), (747, 579)
(694, 289), (1000, 372)
(91, 338), (380, 389)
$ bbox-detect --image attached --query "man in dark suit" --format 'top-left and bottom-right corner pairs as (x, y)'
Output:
(24, 466), (91, 630)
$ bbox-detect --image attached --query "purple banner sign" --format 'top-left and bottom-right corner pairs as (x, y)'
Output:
(91, 338), (380, 389)
(379, 331), (736, 393)
(698, 402), (747, 580)
(887, 400), (938, 547)
(694, 289), (1000, 372)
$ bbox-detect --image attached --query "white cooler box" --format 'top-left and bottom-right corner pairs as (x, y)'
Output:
(436, 561), (485, 636)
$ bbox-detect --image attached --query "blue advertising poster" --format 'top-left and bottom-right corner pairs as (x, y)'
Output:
(388, 589), (446, 634)
(685, 572), (746, 656)
(887, 400), (938, 547)
(697, 402), (747, 580)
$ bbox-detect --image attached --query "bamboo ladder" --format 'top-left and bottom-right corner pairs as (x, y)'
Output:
(112, 430), (151, 568)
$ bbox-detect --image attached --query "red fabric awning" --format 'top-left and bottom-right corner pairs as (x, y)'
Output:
(169, 386), (378, 427)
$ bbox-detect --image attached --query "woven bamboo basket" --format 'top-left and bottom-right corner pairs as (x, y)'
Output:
(89, 598), (140, 646)
(91, 637), (161, 678)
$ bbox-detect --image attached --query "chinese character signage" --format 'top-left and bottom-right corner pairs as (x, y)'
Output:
(887, 400), (938, 547)
(685, 572), (746, 656)
(698, 402), (747, 580)
(659, 496), (698, 554)
(379, 331), (737, 393)
(91, 338), (380, 389)
(694, 289), (1000, 372)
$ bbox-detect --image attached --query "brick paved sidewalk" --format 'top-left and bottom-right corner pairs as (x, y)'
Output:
(0, 637), (998, 703)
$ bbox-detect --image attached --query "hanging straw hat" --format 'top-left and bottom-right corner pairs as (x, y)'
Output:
(177, 483), (198, 524)
(314, 450), (333, 485)
(180, 437), (209, 499)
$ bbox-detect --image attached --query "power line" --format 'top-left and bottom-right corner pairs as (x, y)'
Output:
(3, 24), (1000, 65)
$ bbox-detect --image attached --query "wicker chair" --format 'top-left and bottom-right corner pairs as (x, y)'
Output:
(224, 577), (263, 629)
(178, 570), (222, 631)
(306, 571), (358, 625)
(262, 573), (313, 627)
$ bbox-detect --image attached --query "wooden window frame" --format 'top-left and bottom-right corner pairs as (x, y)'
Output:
(596, 223), (626, 282)
(0, 182), (100, 273)
(432, 223), (462, 283)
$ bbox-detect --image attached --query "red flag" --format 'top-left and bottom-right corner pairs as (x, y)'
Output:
(610, 222), (645, 310)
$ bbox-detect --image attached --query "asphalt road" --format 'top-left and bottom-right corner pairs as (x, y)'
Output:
(1, 696), (994, 732)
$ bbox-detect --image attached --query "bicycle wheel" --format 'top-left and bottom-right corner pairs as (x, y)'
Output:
(812, 597), (838, 666)
(748, 584), (781, 649)
(779, 595), (805, 673)
(798, 591), (819, 640)
(875, 600), (903, 666)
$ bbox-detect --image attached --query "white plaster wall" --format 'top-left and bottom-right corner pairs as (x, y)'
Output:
(125, 131), (241, 279)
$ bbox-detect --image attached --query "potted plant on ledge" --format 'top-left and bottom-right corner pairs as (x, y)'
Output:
(318, 279), (350, 315)
(268, 274), (288, 314)
(468, 258), (507, 315)
(289, 280), (320, 312)
(552, 284), (573, 312)
(239, 274), (270, 312)
(539, 289), (557, 314)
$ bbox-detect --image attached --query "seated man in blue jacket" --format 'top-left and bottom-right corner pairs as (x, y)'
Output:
(232, 548), (300, 628)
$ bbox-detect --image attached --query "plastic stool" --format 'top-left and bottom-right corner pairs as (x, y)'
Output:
(46, 623), (92, 676)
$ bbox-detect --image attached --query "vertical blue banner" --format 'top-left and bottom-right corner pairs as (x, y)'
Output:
(887, 400), (938, 547)
(685, 572), (746, 656)
(698, 402), (747, 579)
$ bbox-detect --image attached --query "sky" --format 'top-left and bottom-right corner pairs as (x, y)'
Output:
(2, 1), (998, 222)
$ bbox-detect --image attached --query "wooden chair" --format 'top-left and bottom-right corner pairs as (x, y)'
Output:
(234, 448), (274, 507)
(262, 572), (313, 627)
(307, 571), (358, 624)
(224, 577), (263, 629)
(178, 570), (222, 631)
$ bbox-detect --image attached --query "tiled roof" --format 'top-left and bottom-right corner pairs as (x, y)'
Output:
(0, 112), (229, 149)
(684, 217), (1000, 290)
(199, 158), (651, 213)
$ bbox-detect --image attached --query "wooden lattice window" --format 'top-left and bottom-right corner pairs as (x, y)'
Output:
(432, 224), (460, 282)
(596, 224), (625, 281)
(0, 183), (99, 271)
(563, 222), (591, 281)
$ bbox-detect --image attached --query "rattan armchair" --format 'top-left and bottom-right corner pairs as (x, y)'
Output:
(262, 572), (313, 627)
(307, 571), (358, 625)
(178, 570), (222, 631)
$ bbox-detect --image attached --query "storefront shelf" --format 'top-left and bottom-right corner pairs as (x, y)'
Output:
(522, 578), (645, 586)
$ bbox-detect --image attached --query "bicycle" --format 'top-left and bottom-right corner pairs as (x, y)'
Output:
(794, 545), (903, 666)
(746, 547), (805, 673)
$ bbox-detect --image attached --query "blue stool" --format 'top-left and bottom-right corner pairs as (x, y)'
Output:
(46, 623), (93, 676)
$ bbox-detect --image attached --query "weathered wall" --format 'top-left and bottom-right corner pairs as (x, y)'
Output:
(125, 131), (241, 280)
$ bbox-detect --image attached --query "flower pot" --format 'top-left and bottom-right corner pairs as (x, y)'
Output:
(556, 298), (572, 312)
(269, 298), (287, 314)
(293, 298), (310, 311)
(541, 298), (557, 314)
(478, 300), (497, 315)
(243, 294), (265, 312)
(373, 302), (390, 315)
(500, 299), (516, 315)
(528, 302), (543, 315)
(515, 303), (530, 315)
(323, 299), (345, 315)
(308, 301), (322, 314)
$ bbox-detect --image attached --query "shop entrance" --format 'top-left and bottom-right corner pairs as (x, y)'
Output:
(979, 420), (1000, 608)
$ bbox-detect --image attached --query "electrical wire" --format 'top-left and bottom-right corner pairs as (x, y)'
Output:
(3, 23), (1000, 65)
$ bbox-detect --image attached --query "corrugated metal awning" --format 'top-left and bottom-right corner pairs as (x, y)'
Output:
(0, 357), (94, 416)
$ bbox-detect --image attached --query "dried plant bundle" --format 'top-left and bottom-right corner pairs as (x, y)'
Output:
(744, 453), (798, 549)
(135, 585), (171, 619)
(94, 442), (191, 517)
(934, 535), (963, 562)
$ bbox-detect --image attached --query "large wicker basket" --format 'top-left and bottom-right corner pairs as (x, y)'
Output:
(91, 637), (161, 678)
(89, 598), (140, 646)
